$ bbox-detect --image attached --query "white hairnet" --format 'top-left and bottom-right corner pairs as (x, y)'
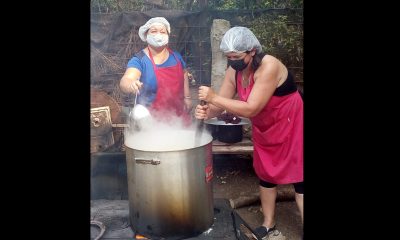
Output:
(138, 17), (171, 42)
(220, 26), (263, 54)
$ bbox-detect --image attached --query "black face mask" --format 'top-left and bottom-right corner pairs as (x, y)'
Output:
(228, 58), (249, 71)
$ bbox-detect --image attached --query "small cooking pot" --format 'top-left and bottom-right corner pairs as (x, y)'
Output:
(204, 117), (251, 143)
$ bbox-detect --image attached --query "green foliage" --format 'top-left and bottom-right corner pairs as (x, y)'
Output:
(90, 0), (303, 12)
(91, 0), (145, 13)
(249, 14), (303, 69)
(209, 0), (303, 10)
(210, 0), (240, 10)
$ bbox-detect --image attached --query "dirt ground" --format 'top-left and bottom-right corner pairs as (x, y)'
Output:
(212, 154), (303, 240)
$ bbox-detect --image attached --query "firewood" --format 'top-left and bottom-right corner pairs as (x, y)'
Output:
(229, 194), (259, 209)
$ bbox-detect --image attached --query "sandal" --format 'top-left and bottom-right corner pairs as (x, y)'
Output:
(252, 225), (276, 240)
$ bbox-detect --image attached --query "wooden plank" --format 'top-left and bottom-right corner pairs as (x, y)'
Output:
(211, 137), (253, 154)
(212, 145), (253, 154)
(112, 123), (129, 128)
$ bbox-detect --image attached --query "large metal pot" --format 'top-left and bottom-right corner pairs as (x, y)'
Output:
(125, 130), (214, 239)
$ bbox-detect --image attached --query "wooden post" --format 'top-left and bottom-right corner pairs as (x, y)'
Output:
(210, 19), (230, 92)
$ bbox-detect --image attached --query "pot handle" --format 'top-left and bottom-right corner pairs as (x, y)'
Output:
(135, 157), (161, 165)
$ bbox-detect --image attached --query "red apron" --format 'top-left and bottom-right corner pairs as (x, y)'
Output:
(237, 71), (303, 184)
(147, 47), (190, 125)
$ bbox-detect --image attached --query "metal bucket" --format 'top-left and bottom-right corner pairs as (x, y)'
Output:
(125, 132), (214, 239)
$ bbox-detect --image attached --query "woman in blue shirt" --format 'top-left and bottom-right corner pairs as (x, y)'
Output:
(120, 17), (192, 124)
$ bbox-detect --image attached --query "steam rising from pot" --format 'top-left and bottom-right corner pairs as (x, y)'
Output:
(125, 109), (212, 151)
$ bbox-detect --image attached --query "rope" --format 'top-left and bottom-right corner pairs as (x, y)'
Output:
(90, 220), (106, 240)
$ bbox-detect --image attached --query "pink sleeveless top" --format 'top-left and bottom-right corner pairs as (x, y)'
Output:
(237, 71), (303, 184)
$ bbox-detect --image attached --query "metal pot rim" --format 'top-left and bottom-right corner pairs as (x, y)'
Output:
(124, 136), (213, 152)
(204, 117), (251, 126)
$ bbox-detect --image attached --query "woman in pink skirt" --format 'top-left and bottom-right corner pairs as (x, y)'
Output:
(195, 26), (303, 239)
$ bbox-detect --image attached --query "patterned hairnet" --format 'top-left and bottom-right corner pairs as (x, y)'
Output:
(220, 26), (262, 54)
(138, 17), (171, 42)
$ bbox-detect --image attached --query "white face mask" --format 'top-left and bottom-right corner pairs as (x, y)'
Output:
(146, 33), (168, 47)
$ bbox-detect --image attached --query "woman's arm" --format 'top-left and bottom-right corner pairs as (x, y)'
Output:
(201, 56), (281, 118)
(119, 68), (142, 94)
(204, 67), (237, 118)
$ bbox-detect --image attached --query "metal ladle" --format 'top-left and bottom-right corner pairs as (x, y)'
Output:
(129, 92), (152, 131)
